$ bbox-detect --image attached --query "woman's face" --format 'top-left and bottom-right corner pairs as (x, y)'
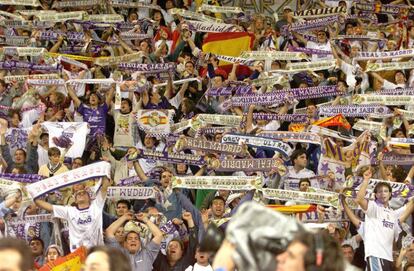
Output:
(153, 11), (162, 21)
(128, 13), (138, 22)
(115, 227), (125, 243)
(11, 113), (20, 127)
(46, 248), (60, 263)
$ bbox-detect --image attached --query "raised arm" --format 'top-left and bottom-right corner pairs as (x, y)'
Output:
(355, 172), (371, 211)
(136, 212), (163, 245)
(34, 198), (54, 213)
(106, 212), (134, 238)
(340, 193), (361, 228)
(399, 198), (414, 223)
(66, 84), (81, 107)
(100, 176), (111, 198)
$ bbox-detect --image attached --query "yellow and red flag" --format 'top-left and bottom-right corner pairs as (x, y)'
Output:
(312, 114), (351, 130)
(39, 246), (87, 271)
(267, 204), (317, 214)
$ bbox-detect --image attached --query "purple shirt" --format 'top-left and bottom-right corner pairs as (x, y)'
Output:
(144, 97), (171, 109)
(77, 103), (108, 135)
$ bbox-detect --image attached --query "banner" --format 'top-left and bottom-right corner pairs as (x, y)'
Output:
(26, 162), (111, 199)
(293, 6), (346, 18)
(109, 0), (162, 10)
(382, 152), (414, 166)
(175, 136), (245, 155)
(106, 187), (155, 199)
(318, 105), (391, 117)
(52, 0), (100, 8)
(8, 214), (52, 226)
(39, 246), (86, 271)
(282, 16), (339, 33)
(379, 88), (414, 96)
(169, 8), (222, 23)
(0, 0), (41, 6)
(355, 3), (404, 15)
(172, 176), (262, 190)
(283, 59), (336, 72)
(365, 61), (414, 72)
(36, 11), (87, 22)
(262, 188), (339, 208)
(312, 114), (351, 130)
(215, 55), (254, 66)
(344, 176), (414, 200)
(258, 131), (322, 145)
(299, 208), (365, 223)
(206, 85), (252, 96)
(206, 157), (287, 173)
(354, 49), (414, 61)
(352, 119), (383, 133)
(198, 4), (243, 13)
(196, 114), (242, 126)
(352, 94), (414, 105)
(118, 62), (175, 72)
(136, 110), (174, 137)
(4, 74), (60, 83)
(240, 51), (308, 61)
(185, 20), (236, 32)
(251, 113), (308, 123)
(127, 149), (206, 166)
(4, 47), (46, 57)
(221, 133), (293, 157)
(94, 52), (143, 66)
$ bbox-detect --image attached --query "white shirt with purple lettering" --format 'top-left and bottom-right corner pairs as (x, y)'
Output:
(362, 200), (404, 261)
(52, 191), (106, 251)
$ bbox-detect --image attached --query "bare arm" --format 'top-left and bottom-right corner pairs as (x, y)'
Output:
(100, 176), (111, 198)
(106, 212), (133, 238)
(67, 85), (81, 107)
(136, 213), (163, 245)
(245, 104), (255, 133)
(399, 198), (414, 223)
(340, 194), (361, 227)
(355, 174), (370, 211)
(34, 198), (54, 213)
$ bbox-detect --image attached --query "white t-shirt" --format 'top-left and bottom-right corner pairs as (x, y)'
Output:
(306, 41), (333, 61)
(279, 166), (317, 190)
(42, 122), (90, 158)
(185, 263), (214, 271)
(113, 111), (135, 147)
(53, 191), (106, 251)
(362, 201), (404, 261)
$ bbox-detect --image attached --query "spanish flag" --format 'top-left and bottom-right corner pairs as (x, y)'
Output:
(39, 247), (86, 271)
(267, 204), (317, 214)
(312, 114), (351, 130)
(202, 32), (254, 77)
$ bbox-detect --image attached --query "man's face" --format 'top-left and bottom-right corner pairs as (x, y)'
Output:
(125, 232), (141, 254)
(294, 154), (307, 169)
(375, 186), (391, 204)
(116, 203), (129, 217)
(395, 72), (406, 84)
(75, 190), (90, 206)
(89, 94), (99, 106)
(160, 171), (172, 189)
(167, 241), (184, 262)
(276, 241), (307, 271)
(14, 150), (25, 164)
(342, 246), (354, 262)
(30, 240), (43, 256)
(211, 199), (225, 218)
(0, 249), (22, 271)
